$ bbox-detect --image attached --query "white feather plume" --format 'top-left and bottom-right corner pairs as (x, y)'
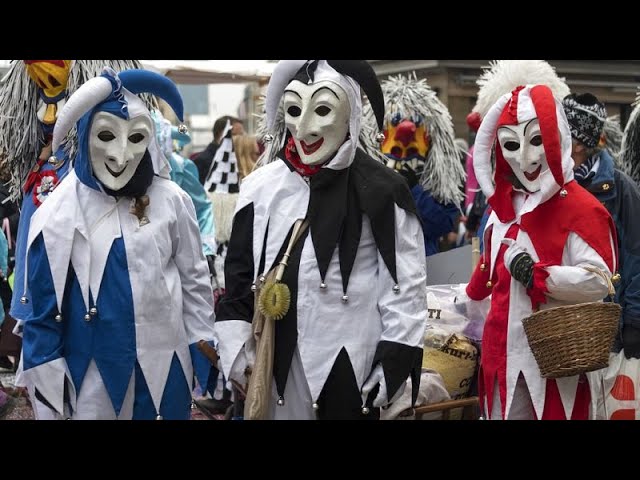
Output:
(473, 60), (570, 120)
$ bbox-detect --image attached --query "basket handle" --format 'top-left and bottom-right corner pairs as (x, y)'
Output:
(581, 265), (616, 299)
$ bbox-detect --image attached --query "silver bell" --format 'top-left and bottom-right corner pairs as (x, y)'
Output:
(263, 133), (274, 143)
(312, 402), (319, 410)
(251, 283), (257, 292)
(277, 396), (285, 406)
(393, 284), (400, 294)
(178, 124), (188, 134)
(376, 132), (385, 143)
(55, 314), (62, 323)
(89, 307), (98, 316)
(560, 189), (568, 198)
(259, 275), (266, 283)
(319, 282), (327, 290)
(362, 406), (370, 415)
(20, 296), (28, 304)
(48, 155), (59, 165)
(84, 313), (91, 322)
(341, 294), (349, 303)
(156, 415), (163, 420)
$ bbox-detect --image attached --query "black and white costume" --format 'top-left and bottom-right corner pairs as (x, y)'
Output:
(214, 60), (426, 420)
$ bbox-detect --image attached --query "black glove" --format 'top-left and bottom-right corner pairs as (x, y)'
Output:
(399, 165), (419, 189)
(622, 324), (640, 359)
(509, 252), (534, 289)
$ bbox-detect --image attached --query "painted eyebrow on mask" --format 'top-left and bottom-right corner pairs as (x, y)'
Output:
(284, 89), (302, 98)
(499, 126), (517, 135)
(524, 118), (538, 135)
(311, 86), (339, 100)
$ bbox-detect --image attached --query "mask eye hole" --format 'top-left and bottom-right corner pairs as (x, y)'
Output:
(98, 131), (115, 142)
(287, 106), (301, 117)
(128, 133), (145, 144)
(48, 74), (61, 88)
(530, 135), (542, 147)
(503, 141), (520, 152)
(406, 147), (418, 158)
(391, 146), (403, 157)
(315, 106), (331, 117)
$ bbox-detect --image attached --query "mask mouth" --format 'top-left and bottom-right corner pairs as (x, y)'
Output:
(524, 165), (542, 182)
(105, 163), (127, 178)
(300, 138), (324, 155)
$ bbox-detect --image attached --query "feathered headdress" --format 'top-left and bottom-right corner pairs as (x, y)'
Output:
(361, 73), (466, 206)
(0, 60), (156, 199)
(471, 60), (570, 121)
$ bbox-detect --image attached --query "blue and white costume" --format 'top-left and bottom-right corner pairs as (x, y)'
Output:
(21, 68), (216, 420)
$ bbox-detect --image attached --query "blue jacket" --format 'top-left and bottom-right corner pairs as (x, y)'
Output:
(580, 149), (640, 336)
(410, 184), (459, 256)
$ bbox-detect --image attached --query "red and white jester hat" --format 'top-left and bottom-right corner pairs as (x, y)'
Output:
(473, 84), (574, 223)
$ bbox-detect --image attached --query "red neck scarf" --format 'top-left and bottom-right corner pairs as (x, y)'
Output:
(284, 136), (324, 176)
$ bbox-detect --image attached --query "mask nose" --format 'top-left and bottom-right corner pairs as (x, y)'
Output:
(106, 145), (131, 170)
(295, 108), (321, 142)
(520, 144), (541, 172)
(394, 120), (416, 147)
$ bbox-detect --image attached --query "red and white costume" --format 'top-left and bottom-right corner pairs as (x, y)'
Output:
(467, 85), (618, 420)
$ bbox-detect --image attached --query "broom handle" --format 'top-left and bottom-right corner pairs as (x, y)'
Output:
(275, 219), (309, 282)
(581, 265), (616, 298)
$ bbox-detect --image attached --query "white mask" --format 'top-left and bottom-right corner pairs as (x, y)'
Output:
(89, 111), (153, 191)
(283, 79), (350, 165)
(497, 118), (549, 193)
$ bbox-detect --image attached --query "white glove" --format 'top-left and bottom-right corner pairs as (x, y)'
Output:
(226, 347), (249, 391)
(501, 238), (529, 272)
(361, 364), (406, 409)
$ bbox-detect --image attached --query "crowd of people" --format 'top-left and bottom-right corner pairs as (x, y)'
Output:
(0, 59), (639, 420)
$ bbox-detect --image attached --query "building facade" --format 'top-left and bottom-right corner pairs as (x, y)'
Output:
(369, 60), (640, 143)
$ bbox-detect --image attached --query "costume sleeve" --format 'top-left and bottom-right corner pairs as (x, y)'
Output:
(21, 233), (76, 417)
(466, 224), (492, 301)
(410, 184), (459, 240)
(213, 201), (255, 381)
(545, 231), (613, 303)
(178, 157), (217, 256)
(615, 172), (640, 328)
(372, 204), (426, 405)
(173, 192), (217, 390)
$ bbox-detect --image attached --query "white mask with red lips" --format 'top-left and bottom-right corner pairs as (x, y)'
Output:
(497, 118), (549, 193)
(283, 79), (351, 166)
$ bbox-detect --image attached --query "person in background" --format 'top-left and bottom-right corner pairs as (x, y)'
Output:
(194, 115), (244, 185)
(562, 93), (640, 362)
(362, 73), (465, 257)
(234, 134), (260, 180)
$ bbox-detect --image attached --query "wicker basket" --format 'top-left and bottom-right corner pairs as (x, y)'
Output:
(522, 267), (621, 379)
